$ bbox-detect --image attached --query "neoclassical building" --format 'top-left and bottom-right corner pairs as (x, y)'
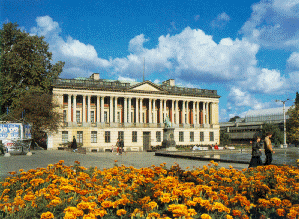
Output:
(48, 73), (220, 151)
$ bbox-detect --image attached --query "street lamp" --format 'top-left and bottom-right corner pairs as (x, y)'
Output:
(275, 99), (289, 148)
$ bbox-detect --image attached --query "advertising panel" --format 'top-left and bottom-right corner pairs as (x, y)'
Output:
(0, 124), (21, 139)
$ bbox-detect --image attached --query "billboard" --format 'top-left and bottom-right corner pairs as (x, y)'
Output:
(0, 124), (21, 139)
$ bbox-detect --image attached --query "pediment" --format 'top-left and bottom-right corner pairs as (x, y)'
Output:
(130, 81), (163, 92)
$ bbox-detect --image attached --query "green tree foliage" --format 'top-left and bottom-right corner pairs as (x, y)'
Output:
(287, 99), (299, 145)
(228, 116), (240, 122)
(0, 22), (64, 114)
(0, 22), (65, 143)
(261, 123), (283, 146)
(220, 129), (231, 146)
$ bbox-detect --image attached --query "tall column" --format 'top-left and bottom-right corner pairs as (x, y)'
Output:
(210, 102), (213, 124)
(124, 97), (127, 123)
(128, 98), (131, 123)
(68, 94), (72, 122)
(182, 101), (186, 124)
(87, 95), (91, 123)
(186, 101), (189, 124)
(140, 98), (143, 123)
(196, 102), (199, 125)
(176, 100), (179, 124)
(110, 96), (113, 123)
(153, 99), (156, 123)
(149, 99), (152, 123)
(73, 95), (77, 123)
(159, 99), (163, 123)
(114, 97), (117, 123)
(136, 98), (139, 123)
(206, 102), (209, 124)
(192, 101), (195, 125)
(163, 99), (167, 122)
(97, 96), (100, 123)
(100, 96), (104, 123)
(82, 95), (86, 123)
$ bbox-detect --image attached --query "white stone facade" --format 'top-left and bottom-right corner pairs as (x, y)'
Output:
(48, 74), (220, 151)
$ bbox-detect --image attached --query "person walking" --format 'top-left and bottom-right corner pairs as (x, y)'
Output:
(249, 133), (263, 168)
(264, 132), (275, 165)
(119, 138), (124, 155)
(71, 136), (77, 152)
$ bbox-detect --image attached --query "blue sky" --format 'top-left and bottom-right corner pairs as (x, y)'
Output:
(2, 0), (299, 122)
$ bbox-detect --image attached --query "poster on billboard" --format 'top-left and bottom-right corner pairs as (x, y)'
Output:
(0, 124), (21, 139)
(23, 125), (32, 139)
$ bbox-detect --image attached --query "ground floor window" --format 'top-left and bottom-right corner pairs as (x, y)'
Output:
(209, 132), (214, 141)
(179, 131), (184, 142)
(156, 131), (161, 142)
(105, 131), (110, 143)
(132, 131), (137, 142)
(200, 132), (204, 142)
(62, 131), (68, 143)
(77, 131), (83, 144)
(91, 131), (97, 143)
(190, 132), (194, 142)
(118, 131), (124, 141)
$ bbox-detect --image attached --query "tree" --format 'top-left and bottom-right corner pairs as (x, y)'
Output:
(220, 130), (231, 146)
(0, 22), (64, 114)
(229, 116), (240, 122)
(0, 22), (65, 145)
(261, 123), (283, 146)
(287, 97), (299, 145)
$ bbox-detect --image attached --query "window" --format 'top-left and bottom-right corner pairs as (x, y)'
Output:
(76, 111), (80, 123)
(118, 131), (124, 141)
(190, 132), (194, 142)
(62, 131), (68, 143)
(131, 112), (133, 123)
(132, 131), (137, 142)
(63, 110), (67, 122)
(117, 112), (120, 123)
(200, 132), (204, 142)
(91, 111), (95, 123)
(143, 113), (145, 123)
(156, 131), (161, 142)
(104, 111), (108, 123)
(105, 131), (110, 143)
(77, 131), (83, 144)
(209, 132), (214, 141)
(91, 131), (97, 143)
(179, 131), (184, 142)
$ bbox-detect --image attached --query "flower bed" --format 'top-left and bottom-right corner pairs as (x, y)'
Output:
(0, 160), (299, 219)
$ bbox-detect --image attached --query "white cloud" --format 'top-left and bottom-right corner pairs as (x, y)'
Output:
(211, 12), (231, 28)
(118, 76), (136, 82)
(240, 0), (299, 48)
(287, 52), (299, 69)
(128, 34), (149, 53)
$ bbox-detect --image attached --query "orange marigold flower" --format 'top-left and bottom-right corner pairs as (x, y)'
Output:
(23, 194), (36, 202)
(276, 209), (286, 217)
(40, 211), (54, 219)
(225, 215), (233, 219)
(232, 210), (242, 217)
(282, 199), (292, 208)
(116, 209), (127, 216)
(101, 200), (113, 208)
(201, 213), (212, 219)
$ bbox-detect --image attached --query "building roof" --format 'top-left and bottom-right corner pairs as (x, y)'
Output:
(245, 106), (291, 117)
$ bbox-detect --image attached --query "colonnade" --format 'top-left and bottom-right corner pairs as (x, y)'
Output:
(64, 94), (217, 125)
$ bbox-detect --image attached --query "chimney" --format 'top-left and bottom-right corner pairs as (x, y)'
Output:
(90, 73), (100, 80)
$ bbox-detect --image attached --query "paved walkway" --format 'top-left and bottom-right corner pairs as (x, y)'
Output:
(0, 150), (249, 180)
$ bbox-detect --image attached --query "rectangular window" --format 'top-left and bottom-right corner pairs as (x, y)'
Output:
(104, 111), (108, 123)
(132, 131), (137, 142)
(179, 131), (184, 142)
(200, 132), (204, 142)
(156, 131), (161, 142)
(209, 132), (214, 141)
(76, 111), (80, 123)
(77, 131), (83, 144)
(62, 131), (68, 143)
(91, 131), (97, 143)
(190, 132), (194, 142)
(91, 111), (95, 123)
(117, 112), (120, 123)
(118, 131), (124, 141)
(63, 110), (67, 122)
(105, 131), (110, 143)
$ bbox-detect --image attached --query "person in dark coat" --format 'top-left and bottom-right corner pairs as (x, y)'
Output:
(249, 133), (263, 168)
(72, 136), (77, 152)
(119, 138), (124, 155)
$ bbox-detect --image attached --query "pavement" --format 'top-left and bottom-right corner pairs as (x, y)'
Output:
(0, 150), (249, 181)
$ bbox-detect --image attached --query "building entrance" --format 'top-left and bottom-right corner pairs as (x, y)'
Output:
(143, 132), (151, 151)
